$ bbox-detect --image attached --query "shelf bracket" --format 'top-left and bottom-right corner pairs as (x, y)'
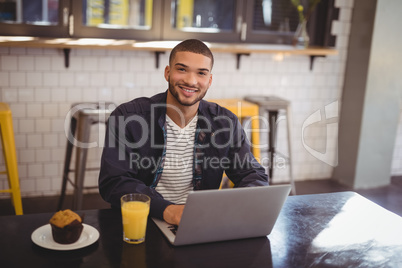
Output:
(63, 48), (71, 68)
(236, 53), (250, 69)
(309, 55), (326, 70)
(155, 51), (165, 69)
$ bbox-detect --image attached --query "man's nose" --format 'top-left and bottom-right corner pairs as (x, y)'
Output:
(183, 72), (197, 86)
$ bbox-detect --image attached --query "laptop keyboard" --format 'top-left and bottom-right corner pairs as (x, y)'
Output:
(168, 225), (178, 235)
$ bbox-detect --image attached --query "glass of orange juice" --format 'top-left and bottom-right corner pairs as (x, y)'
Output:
(121, 193), (151, 244)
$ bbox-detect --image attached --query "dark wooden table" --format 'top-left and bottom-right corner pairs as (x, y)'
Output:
(1, 191), (402, 267)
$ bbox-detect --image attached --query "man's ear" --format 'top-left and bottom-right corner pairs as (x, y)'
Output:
(164, 65), (170, 82)
(208, 73), (213, 87)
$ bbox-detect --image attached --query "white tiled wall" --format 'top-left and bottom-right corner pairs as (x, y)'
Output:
(0, 1), (400, 198)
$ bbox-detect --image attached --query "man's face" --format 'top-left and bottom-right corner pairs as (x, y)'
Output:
(165, 51), (213, 108)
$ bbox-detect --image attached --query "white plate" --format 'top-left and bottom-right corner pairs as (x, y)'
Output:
(31, 223), (100, 250)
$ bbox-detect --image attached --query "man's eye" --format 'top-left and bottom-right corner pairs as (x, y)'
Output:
(199, 72), (206, 76)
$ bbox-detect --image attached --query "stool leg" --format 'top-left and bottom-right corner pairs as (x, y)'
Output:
(73, 114), (92, 210)
(286, 106), (296, 195)
(58, 117), (77, 210)
(1, 114), (23, 215)
(268, 111), (278, 181)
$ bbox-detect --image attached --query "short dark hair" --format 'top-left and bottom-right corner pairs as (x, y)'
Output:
(169, 39), (214, 70)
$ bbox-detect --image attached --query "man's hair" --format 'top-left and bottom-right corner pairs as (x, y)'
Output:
(169, 39), (214, 70)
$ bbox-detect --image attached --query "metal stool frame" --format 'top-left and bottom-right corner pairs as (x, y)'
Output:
(58, 102), (115, 210)
(245, 96), (296, 194)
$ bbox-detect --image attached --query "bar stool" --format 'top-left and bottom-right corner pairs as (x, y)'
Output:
(208, 98), (261, 159)
(58, 102), (115, 210)
(208, 99), (261, 189)
(244, 96), (296, 194)
(0, 103), (23, 215)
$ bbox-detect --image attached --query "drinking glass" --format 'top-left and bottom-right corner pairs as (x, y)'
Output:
(121, 193), (150, 244)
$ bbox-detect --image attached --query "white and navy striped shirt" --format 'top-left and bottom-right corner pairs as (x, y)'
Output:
(155, 114), (198, 204)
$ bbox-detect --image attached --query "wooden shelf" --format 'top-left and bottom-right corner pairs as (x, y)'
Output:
(0, 36), (338, 69)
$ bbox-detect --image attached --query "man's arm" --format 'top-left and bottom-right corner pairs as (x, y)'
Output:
(225, 117), (269, 187)
(98, 108), (173, 220)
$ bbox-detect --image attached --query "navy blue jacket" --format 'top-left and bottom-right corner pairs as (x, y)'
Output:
(98, 91), (268, 219)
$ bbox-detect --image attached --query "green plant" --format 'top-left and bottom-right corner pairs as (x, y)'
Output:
(291, 0), (321, 22)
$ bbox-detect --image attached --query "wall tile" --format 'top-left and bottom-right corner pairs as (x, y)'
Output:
(35, 119), (51, 133)
(43, 133), (58, 148)
(19, 149), (35, 163)
(35, 88), (51, 102)
(43, 72), (59, 86)
(83, 57), (99, 71)
(90, 73), (105, 86)
(50, 56), (65, 71)
(114, 57), (128, 71)
(26, 103), (42, 118)
(0, 73), (9, 88)
(35, 149), (52, 162)
(51, 118), (65, 132)
(9, 72), (26, 86)
(26, 72), (43, 86)
(9, 103), (26, 117)
(27, 134), (43, 148)
(44, 163), (58, 176)
(36, 177), (52, 192)
(43, 103), (59, 117)
(18, 56), (35, 71)
(14, 134), (27, 149)
(1, 55), (18, 70)
(66, 88), (82, 102)
(35, 56), (51, 71)
(59, 73), (75, 86)
(20, 178), (36, 193)
(0, 47), (9, 54)
(99, 57), (113, 71)
(19, 119), (35, 133)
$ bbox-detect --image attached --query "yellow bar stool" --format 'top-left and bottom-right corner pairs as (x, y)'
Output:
(208, 99), (261, 188)
(208, 98), (261, 159)
(0, 103), (23, 215)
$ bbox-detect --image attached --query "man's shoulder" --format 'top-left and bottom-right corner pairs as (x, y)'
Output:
(115, 92), (167, 115)
(200, 100), (237, 120)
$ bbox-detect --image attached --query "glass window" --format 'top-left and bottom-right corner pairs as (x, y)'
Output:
(0, 0), (59, 25)
(252, 0), (298, 33)
(82, 0), (153, 30)
(171, 0), (235, 33)
(245, 0), (299, 44)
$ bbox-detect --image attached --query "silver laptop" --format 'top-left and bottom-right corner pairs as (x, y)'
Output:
(152, 184), (291, 246)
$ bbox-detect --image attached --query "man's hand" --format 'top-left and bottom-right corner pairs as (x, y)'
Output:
(163, 204), (185, 226)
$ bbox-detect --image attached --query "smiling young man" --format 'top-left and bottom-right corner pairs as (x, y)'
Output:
(99, 39), (268, 226)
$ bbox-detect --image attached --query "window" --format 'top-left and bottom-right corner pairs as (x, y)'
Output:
(0, 0), (337, 46)
(245, 0), (299, 44)
(71, 0), (162, 40)
(162, 0), (243, 43)
(0, 0), (69, 37)
(0, 0), (59, 25)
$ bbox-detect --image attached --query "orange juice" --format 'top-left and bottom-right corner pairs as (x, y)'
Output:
(121, 201), (150, 243)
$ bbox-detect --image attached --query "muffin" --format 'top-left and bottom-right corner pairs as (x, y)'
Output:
(49, 209), (83, 244)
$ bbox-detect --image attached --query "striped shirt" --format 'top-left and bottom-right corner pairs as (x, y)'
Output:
(155, 114), (198, 204)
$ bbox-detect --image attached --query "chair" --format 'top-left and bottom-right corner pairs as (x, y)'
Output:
(0, 103), (23, 215)
(58, 102), (115, 210)
(208, 98), (261, 159)
(244, 95), (296, 194)
(208, 99), (261, 188)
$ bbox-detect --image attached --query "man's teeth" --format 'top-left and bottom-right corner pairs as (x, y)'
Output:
(183, 88), (196, 93)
